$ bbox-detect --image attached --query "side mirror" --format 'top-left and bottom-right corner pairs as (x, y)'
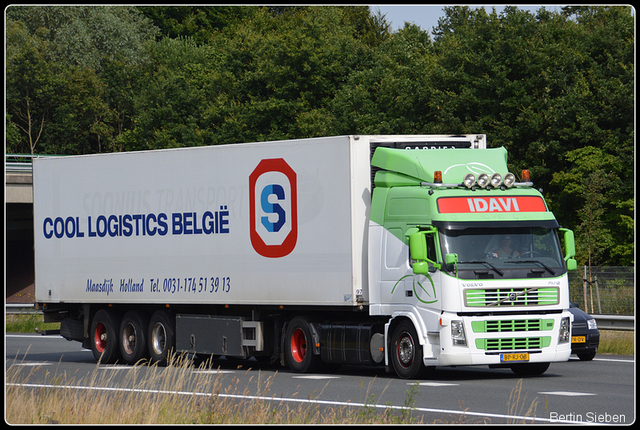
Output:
(407, 228), (441, 273)
(559, 228), (577, 270)
(445, 253), (458, 265)
(412, 261), (430, 275)
(409, 230), (428, 261)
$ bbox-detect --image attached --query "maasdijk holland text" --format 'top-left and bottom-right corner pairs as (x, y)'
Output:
(42, 209), (230, 239)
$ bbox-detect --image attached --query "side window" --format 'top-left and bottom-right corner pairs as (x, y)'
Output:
(426, 233), (437, 263)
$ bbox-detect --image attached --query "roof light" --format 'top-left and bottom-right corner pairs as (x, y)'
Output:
(490, 173), (503, 188)
(463, 173), (476, 188)
(434, 170), (443, 183)
(504, 173), (516, 188)
(477, 173), (489, 188)
(521, 170), (531, 181)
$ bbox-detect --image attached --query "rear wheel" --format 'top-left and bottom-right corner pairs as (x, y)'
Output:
(119, 311), (150, 365)
(90, 309), (121, 364)
(285, 317), (322, 373)
(148, 310), (175, 366)
(390, 320), (424, 379)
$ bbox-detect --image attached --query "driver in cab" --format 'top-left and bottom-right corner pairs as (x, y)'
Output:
(490, 235), (519, 258)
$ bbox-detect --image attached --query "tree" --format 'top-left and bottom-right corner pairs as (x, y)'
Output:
(6, 6), (158, 154)
(551, 147), (617, 266)
(5, 20), (57, 154)
(430, 6), (634, 265)
(137, 6), (255, 44)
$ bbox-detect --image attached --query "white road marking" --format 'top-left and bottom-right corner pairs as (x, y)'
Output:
(538, 391), (597, 397)
(594, 357), (634, 363)
(407, 382), (459, 387)
(12, 362), (52, 366)
(292, 375), (341, 379)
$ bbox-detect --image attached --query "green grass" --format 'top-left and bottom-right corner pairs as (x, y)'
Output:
(598, 330), (634, 356)
(6, 312), (60, 333)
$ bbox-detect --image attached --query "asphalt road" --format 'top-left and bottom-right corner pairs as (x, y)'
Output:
(6, 333), (635, 424)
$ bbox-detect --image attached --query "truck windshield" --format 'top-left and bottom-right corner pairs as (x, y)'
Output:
(439, 227), (565, 278)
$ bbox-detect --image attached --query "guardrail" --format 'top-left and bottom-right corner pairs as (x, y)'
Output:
(593, 315), (634, 331)
(6, 153), (64, 173)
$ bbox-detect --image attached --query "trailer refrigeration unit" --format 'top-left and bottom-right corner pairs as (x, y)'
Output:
(34, 135), (577, 378)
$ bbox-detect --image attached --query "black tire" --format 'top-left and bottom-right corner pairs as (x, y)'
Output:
(119, 310), (150, 365)
(510, 362), (550, 376)
(284, 316), (322, 373)
(390, 320), (424, 379)
(147, 310), (176, 366)
(577, 351), (596, 361)
(90, 309), (121, 364)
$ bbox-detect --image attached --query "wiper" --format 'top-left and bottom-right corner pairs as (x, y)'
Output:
(505, 260), (556, 276)
(457, 260), (504, 277)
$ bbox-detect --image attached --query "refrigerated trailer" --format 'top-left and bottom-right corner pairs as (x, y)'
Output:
(34, 135), (577, 378)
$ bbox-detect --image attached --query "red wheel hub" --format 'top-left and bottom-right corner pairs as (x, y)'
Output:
(290, 328), (307, 363)
(94, 322), (107, 353)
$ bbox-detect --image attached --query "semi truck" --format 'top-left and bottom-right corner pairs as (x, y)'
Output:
(33, 135), (577, 378)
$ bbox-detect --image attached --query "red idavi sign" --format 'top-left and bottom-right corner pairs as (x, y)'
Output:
(437, 196), (546, 214)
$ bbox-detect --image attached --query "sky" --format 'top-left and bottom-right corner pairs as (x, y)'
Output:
(373, 5), (562, 33)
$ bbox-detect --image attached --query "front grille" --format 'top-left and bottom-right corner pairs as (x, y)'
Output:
(465, 287), (559, 307)
(472, 319), (554, 333)
(476, 336), (552, 351)
(572, 321), (587, 330)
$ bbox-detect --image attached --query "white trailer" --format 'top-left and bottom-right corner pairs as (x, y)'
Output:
(34, 135), (575, 377)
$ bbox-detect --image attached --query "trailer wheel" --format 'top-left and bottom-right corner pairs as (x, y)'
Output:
(119, 311), (150, 365)
(90, 309), (121, 364)
(285, 317), (321, 373)
(390, 320), (424, 379)
(148, 310), (175, 366)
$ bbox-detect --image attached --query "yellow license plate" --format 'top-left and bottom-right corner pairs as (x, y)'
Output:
(572, 336), (586, 343)
(500, 352), (529, 362)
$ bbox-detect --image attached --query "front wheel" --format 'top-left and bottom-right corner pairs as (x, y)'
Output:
(390, 320), (424, 379)
(284, 317), (322, 373)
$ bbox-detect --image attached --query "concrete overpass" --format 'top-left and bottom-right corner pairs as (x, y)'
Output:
(6, 156), (35, 304)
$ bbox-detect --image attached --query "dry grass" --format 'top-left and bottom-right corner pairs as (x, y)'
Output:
(6, 354), (426, 424)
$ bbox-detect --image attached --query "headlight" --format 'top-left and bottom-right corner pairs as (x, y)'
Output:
(587, 319), (598, 330)
(463, 173), (476, 188)
(503, 173), (516, 188)
(477, 173), (489, 188)
(559, 317), (570, 343)
(451, 320), (467, 346)
(490, 173), (503, 188)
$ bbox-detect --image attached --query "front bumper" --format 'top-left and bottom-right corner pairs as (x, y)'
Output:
(433, 311), (573, 366)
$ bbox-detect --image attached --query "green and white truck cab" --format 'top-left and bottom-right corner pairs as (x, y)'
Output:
(368, 143), (576, 378)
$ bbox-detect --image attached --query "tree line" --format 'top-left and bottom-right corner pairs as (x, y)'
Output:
(5, 6), (634, 266)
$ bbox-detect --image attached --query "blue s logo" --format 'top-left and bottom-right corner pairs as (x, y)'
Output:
(260, 184), (286, 232)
